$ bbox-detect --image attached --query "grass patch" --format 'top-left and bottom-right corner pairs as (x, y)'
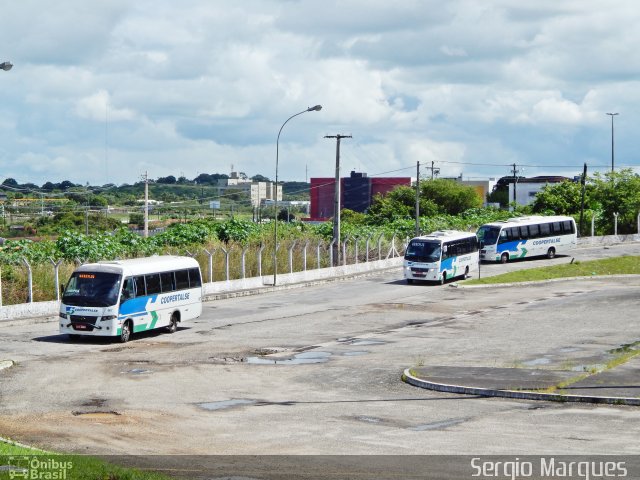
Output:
(0, 440), (173, 479)
(468, 256), (640, 285)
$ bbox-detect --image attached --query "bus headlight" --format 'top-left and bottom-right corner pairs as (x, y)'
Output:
(101, 315), (117, 321)
(59, 312), (68, 319)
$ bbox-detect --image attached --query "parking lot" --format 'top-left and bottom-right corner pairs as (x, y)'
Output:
(0, 243), (639, 458)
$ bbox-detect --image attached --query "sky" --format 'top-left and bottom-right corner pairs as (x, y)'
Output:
(0, 0), (638, 187)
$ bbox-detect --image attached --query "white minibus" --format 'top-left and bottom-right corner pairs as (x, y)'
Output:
(477, 215), (577, 263)
(59, 256), (203, 342)
(403, 230), (479, 284)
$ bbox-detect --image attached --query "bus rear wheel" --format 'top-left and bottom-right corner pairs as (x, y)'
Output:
(119, 320), (132, 343)
(464, 266), (470, 279)
(500, 253), (509, 264)
(439, 273), (446, 285)
(166, 313), (179, 333)
(546, 247), (556, 259)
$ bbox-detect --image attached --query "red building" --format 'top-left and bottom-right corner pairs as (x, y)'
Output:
(309, 171), (410, 221)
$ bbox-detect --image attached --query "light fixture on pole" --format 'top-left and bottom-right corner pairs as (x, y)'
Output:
(606, 112), (618, 173)
(273, 105), (322, 286)
(0, 62), (12, 72)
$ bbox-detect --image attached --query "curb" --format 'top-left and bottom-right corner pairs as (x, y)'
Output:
(461, 273), (640, 289)
(203, 265), (402, 301)
(402, 368), (640, 407)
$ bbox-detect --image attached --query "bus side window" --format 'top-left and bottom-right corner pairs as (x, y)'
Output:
(175, 270), (190, 290)
(540, 223), (551, 237)
(121, 277), (135, 302)
(552, 222), (562, 234)
(160, 271), (175, 293)
(529, 224), (540, 238)
(146, 274), (161, 295)
(188, 268), (202, 288)
(562, 220), (574, 234)
(134, 276), (146, 297)
(519, 226), (529, 238)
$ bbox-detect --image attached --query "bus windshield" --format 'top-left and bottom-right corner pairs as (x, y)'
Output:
(405, 240), (442, 263)
(476, 226), (501, 246)
(62, 272), (122, 307)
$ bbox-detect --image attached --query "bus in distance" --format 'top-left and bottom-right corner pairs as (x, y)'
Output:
(59, 256), (203, 343)
(403, 230), (479, 285)
(477, 215), (577, 264)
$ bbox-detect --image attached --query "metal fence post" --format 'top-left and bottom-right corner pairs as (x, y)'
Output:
(365, 235), (372, 262)
(354, 236), (359, 264)
(220, 247), (230, 281)
(203, 248), (215, 283)
(316, 242), (322, 269)
(329, 239), (336, 267)
(377, 234), (384, 261)
(614, 212), (619, 236)
(342, 237), (349, 266)
(22, 258), (33, 303)
(50, 258), (63, 301)
(258, 244), (265, 277)
(288, 241), (297, 274)
(303, 240), (310, 271)
(241, 246), (248, 279)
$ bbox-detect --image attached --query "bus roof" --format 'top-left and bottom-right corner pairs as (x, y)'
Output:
(411, 230), (477, 242)
(74, 255), (200, 276)
(479, 215), (575, 229)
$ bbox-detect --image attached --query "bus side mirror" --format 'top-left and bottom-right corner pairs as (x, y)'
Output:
(120, 292), (130, 304)
(443, 246), (448, 253)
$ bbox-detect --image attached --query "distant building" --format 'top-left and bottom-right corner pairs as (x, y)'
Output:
(216, 170), (281, 207)
(309, 171), (411, 220)
(503, 176), (572, 207)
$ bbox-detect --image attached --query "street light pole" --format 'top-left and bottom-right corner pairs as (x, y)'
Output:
(273, 105), (322, 286)
(606, 112), (618, 173)
(0, 62), (12, 72)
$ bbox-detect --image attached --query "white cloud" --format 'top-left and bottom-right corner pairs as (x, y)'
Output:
(75, 90), (137, 122)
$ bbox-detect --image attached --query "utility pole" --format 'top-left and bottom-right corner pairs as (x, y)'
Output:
(429, 161), (440, 180)
(324, 134), (352, 266)
(142, 171), (149, 237)
(579, 163), (587, 236)
(606, 112), (618, 173)
(511, 163), (519, 209)
(415, 161), (420, 237)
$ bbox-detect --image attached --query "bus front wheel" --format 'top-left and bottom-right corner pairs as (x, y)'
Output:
(406, 279), (414, 285)
(439, 273), (446, 285)
(500, 253), (509, 264)
(119, 321), (132, 343)
(546, 248), (556, 259)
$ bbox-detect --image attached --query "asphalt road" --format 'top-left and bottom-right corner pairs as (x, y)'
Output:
(0, 243), (639, 459)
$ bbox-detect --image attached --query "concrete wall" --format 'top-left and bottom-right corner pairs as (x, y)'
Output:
(0, 257), (404, 322)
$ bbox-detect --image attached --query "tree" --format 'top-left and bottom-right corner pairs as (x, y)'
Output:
(590, 169), (640, 234)
(251, 174), (270, 182)
(531, 180), (584, 215)
(420, 179), (483, 215)
(367, 186), (438, 225)
(156, 175), (177, 184)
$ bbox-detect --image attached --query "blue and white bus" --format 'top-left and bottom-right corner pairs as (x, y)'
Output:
(404, 230), (479, 284)
(477, 215), (577, 264)
(59, 256), (203, 342)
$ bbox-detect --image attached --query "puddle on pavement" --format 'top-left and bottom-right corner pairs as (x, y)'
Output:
(122, 368), (153, 375)
(558, 347), (581, 353)
(522, 358), (552, 366)
(197, 399), (257, 411)
(409, 418), (468, 431)
(342, 351), (369, 357)
(571, 364), (605, 372)
(357, 416), (384, 424)
(245, 351), (331, 365)
(73, 411), (121, 418)
(338, 337), (386, 347)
